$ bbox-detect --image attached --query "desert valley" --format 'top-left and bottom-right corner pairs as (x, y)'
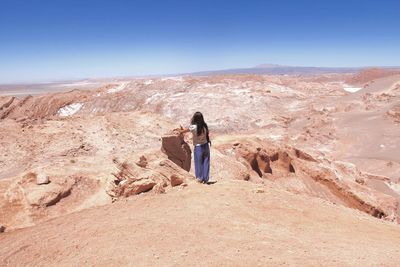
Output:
(1, 67), (400, 266)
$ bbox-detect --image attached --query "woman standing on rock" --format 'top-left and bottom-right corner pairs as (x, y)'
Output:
(176, 112), (211, 183)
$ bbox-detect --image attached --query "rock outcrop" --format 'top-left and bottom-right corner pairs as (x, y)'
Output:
(161, 133), (192, 171)
(386, 104), (400, 123)
(0, 89), (92, 121)
(136, 155), (148, 168)
(217, 139), (399, 222)
(25, 178), (75, 207)
(0, 171), (102, 230)
(345, 68), (400, 86)
(106, 156), (194, 201)
(107, 159), (157, 199)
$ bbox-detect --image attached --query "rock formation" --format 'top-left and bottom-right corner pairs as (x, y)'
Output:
(1, 71), (400, 238)
(107, 158), (157, 200)
(345, 68), (400, 86)
(161, 133), (192, 171)
(386, 104), (400, 123)
(0, 171), (101, 230)
(106, 155), (194, 201)
(1, 71), (400, 265)
(0, 89), (92, 121)
(218, 139), (399, 222)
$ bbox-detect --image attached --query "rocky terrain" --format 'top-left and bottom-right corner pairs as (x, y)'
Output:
(1, 69), (400, 265)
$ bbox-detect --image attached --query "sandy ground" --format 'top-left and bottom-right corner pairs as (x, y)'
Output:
(1, 180), (400, 266)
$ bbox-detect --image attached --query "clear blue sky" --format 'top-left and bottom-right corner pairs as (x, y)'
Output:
(0, 0), (399, 83)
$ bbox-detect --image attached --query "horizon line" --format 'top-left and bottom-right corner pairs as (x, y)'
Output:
(1, 63), (400, 86)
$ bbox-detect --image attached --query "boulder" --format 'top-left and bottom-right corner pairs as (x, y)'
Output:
(161, 133), (192, 171)
(26, 178), (75, 207)
(0, 225), (5, 233)
(122, 179), (157, 197)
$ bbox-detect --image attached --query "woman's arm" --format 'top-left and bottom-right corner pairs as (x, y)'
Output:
(179, 128), (190, 134)
(173, 127), (190, 135)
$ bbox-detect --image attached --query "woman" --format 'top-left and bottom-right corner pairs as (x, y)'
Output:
(176, 112), (211, 183)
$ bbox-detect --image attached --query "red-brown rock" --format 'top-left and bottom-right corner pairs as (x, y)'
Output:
(161, 133), (191, 172)
(170, 174), (184, 187)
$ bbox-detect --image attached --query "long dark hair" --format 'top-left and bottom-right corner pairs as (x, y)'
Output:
(191, 111), (210, 144)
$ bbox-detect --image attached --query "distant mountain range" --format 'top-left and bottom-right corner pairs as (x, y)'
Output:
(185, 64), (400, 76)
(3, 64), (400, 86)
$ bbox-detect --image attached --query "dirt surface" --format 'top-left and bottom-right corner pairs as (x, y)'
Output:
(1, 180), (400, 266)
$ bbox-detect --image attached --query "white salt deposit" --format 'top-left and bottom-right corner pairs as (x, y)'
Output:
(269, 134), (282, 141)
(145, 92), (164, 104)
(144, 80), (153, 85)
(233, 89), (251, 95)
(343, 84), (362, 93)
(107, 82), (128, 93)
(202, 83), (221, 88)
(161, 76), (184, 82)
(386, 182), (400, 194)
(173, 92), (185, 97)
(56, 81), (97, 87)
(58, 103), (83, 117)
(287, 101), (301, 111)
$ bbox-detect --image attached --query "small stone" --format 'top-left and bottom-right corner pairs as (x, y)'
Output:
(170, 174), (184, 187)
(180, 250), (189, 257)
(241, 173), (250, 181)
(136, 155), (148, 168)
(254, 188), (265, 193)
(0, 225), (5, 233)
(355, 177), (365, 185)
(36, 173), (50, 185)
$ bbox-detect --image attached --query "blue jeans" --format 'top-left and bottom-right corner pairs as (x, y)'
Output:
(194, 143), (210, 182)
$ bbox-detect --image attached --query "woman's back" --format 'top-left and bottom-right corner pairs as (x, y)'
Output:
(189, 124), (207, 146)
